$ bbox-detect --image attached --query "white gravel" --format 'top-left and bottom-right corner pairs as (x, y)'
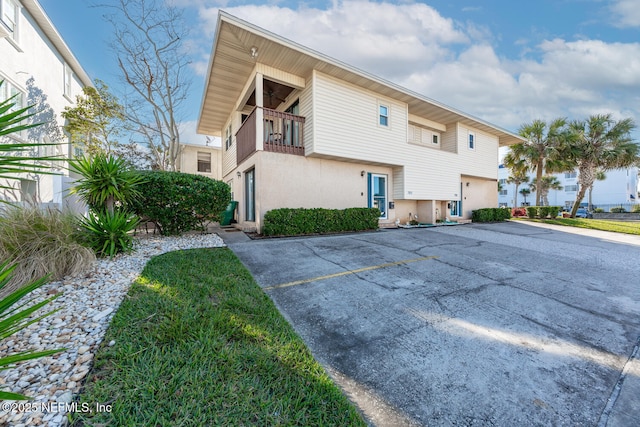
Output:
(0, 233), (225, 427)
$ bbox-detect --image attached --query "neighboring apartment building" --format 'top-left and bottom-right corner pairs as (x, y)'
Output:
(0, 0), (92, 209)
(197, 12), (525, 232)
(498, 165), (639, 209)
(179, 142), (223, 180)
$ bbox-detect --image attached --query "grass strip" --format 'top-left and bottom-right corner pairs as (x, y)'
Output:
(70, 248), (366, 426)
(518, 218), (640, 235)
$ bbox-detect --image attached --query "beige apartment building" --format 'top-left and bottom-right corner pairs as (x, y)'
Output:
(197, 12), (525, 232)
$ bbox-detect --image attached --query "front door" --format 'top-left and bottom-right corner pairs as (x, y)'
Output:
(368, 173), (387, 219)
(245, 169), (255, 222)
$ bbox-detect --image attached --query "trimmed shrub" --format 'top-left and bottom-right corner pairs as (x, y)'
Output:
(610, 206), (627, 213)
(632, 205), (640, 213)
(262, 207), (380, 236)
(526, 206), (538, 218)
(547, 206), (562, 218)
(471, 208), (511, 222)
(0, 205), (95, 296)
(593, 208), (604, 213)
(131, 171), (231, 235)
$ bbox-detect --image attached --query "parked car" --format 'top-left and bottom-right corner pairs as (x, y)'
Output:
(575, 208), (592, 218)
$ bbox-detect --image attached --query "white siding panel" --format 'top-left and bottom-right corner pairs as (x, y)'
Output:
(456, 123), (499, 179)
(299, 80), (313, 153)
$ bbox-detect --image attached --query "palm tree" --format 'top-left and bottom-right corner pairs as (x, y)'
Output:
(506, 170), (529, 207)
(587, 170), (606, 211)
(506, 118), (570, 206)
(519, 188), (531, 206)
(564, 114), (638, 217)
(529, 175), (563, 206)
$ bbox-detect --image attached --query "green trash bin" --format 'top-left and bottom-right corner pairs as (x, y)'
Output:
(221, 201), (238, 226)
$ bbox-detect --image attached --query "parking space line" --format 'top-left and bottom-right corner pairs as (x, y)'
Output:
(264, 256), (438, 291)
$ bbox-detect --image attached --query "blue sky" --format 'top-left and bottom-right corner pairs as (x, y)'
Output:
(39, 0), (640, 145)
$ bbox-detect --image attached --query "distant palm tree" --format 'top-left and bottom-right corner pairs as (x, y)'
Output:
(519, 188), (531, 206)
(506, 170), (529, 207)
(505, 118), (571, 206)
(529, 175), (563, 206)
(588, 170), (606, 211)
(564, 114), (638, 217)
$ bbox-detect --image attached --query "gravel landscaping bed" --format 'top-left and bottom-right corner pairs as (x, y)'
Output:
(0, 233), (225, 427)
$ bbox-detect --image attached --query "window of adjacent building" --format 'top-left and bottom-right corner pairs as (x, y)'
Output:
(20, 179), (36, 202)
(565, 171), (577, 179)
(432, 133), (439, 144)
(63, 64), (73, 99)
(499, 189), (508, 196)
(468, 132), (475, 150)
(1, 78), (26, 138)
(197, 151), (211, 173)
(1, 0), (19, 43)
(225, 124), (232, 150)
(378, 104), (389, 127)
(565, 185), (578, 192)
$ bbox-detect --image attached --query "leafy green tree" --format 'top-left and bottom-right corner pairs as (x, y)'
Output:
(505, 118), (571, 206)
(62, 80), (125, 156)
(564, 114), (639, 217)
(529, 175), (563, 206)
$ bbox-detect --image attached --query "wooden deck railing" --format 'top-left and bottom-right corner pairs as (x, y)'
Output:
(236, 107), (305, 164)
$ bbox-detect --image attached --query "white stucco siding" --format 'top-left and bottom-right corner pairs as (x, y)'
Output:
(310, 71), (407, 164)
(455, 123), (500, 180)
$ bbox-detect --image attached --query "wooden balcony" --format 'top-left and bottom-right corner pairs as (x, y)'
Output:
(236, 107), (305, 164)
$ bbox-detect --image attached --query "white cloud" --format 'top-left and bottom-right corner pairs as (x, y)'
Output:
(610, 0), (640, 28)
(193, 0), (640, 133)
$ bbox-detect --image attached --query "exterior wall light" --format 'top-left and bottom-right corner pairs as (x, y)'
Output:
(250, 46), (258, 59)
(361, 170), (365, 177)
(237, 171), (241, 177)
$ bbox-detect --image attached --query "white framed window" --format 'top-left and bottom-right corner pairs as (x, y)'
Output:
(197, 151), (211, 173)
(63, 64), (73, 99)
(565, 171), (577, 179)
(499, 189), (508, 196)
(468, 132), (475, 150)
(1, 77), (26, 139)
(565, 185), (578, 192)
(378, 104), (389, 127)
(225, 124), (233, 150)
(1, 0), (19, 43)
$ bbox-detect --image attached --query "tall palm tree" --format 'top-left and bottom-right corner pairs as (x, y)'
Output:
(564, 114), (638, 217)
(506, 118), (570, 206)
(529, 175), (563, 206)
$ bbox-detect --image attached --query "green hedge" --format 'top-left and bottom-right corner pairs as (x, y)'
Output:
(262, 207), (380, 236)
(471, 208), (511, 222)
(130, 171), (230, 235)
(526, 206), (562, 218)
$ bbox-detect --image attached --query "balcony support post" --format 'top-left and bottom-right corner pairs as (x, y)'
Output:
(255, 73), (264, 152)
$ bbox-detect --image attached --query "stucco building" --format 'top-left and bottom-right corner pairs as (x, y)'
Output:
(1, 0), (92, 209)
(197, 12), (525, 232)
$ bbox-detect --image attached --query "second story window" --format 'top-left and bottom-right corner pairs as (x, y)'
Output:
(225, 124), (233, 150)
(468, 132), (475, 150)
(1, 0), (19, 43)
(565, 171), (577, 179)
(197, 151), (212, 173)
(379, 104), (389, 127)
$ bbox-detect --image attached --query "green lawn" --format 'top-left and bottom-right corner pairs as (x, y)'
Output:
(517, 217), (640, 235)
(70, 248), (366, 426)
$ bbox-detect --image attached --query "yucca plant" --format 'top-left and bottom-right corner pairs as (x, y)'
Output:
(69, 153), (145, 214)
(0, 262), (64, 400)
(78, 210), (140, 258)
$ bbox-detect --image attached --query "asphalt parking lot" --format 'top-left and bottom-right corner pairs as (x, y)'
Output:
(224, 221), (640, 426)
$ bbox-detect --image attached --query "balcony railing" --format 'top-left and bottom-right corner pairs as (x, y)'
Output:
(236, 107), (305, 164)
